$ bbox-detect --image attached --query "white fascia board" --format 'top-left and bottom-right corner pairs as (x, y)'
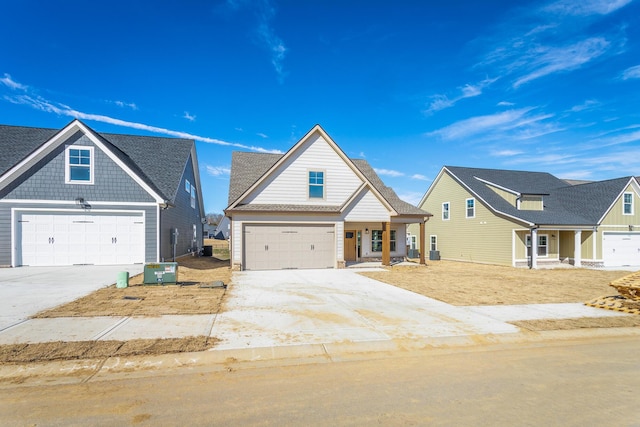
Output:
(596, 177), (640, 224)
(473, 176), (520, 196)
(228, 124), (396, 214)
(0, 120), (82, 191)
(74, 121), (165, 204)
(0, 199), (157, 206)
(446, 167), (535, 227)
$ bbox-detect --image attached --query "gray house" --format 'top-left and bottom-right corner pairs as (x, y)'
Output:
(0, 120), (206, 267)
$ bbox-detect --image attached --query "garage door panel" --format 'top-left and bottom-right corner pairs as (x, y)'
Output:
(603, 232), (640, 267)
(16, 212), (144, 267)
(244, 224), (335, 271)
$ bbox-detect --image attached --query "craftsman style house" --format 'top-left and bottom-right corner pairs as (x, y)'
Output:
(410, 166), (640, 268)
(225, 125), (431, 271)
(0, 120), (205, 267)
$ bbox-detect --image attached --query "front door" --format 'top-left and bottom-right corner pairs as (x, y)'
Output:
(344, 230), (357, 261)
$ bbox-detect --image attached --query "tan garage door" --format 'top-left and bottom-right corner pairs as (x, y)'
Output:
(243, 224), (335, 270)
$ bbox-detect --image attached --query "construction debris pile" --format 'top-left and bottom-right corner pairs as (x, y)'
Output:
(586, 271), (640, 315)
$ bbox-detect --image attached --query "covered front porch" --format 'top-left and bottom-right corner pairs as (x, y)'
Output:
(343, 218), (428, 267)
(513, 227), (595, 269)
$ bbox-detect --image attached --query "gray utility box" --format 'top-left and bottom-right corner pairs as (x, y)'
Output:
(429, 250), (441, 261)
(143, 262), (178, 284)
(408, 249), (420, 259)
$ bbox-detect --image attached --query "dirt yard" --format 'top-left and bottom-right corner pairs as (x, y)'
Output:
(360, 261), (630, 305)
(361, 260), (640, 330)
(35, 255), (231, 318)
(0, 253), (231, 364)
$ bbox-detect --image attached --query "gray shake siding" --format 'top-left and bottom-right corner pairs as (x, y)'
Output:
(2, 133), (154, 202)
(0, 120), (206, 267)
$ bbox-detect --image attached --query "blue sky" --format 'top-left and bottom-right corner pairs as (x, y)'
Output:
(1, 0), (639, 213)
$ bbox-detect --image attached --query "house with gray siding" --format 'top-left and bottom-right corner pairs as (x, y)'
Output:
(225, 124), (431, 271)
(0, 119), (205, 267)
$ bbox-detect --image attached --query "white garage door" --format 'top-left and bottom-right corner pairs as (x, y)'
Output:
(16, 212), (144, 266)
(243, 224), (335, 271)
(603, 232), (640, 267)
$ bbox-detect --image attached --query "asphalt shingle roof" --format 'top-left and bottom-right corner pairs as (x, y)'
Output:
(445, 166), (634, 226)
(227, 151), (430, 217)
(0, 122), (194, 203)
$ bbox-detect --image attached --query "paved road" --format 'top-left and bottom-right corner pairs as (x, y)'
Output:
(2, 335), (638, 426)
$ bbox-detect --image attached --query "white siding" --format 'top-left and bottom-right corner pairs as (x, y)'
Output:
(343, 189), (390, 221)
(245, 134), (363, 206)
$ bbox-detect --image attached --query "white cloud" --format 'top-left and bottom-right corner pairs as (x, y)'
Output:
(424, 77), (497, 114)
(114, 100), (138, 110)
(497, 101), (515, 106)
(621, 65), (640, 80)
(410, 174), (430, 181)
(0, 73), (27, 91)
(512, 37), (611, 88)
(427, 108), (533, 140)
(492, 149), (524, 156)
(569, 99), (600, 112)
(544, 0), (632, 16)
(226, 0), (288, 82)
(256, 132), (268, 138)
(6, 92), (282, 153)
(206, 165), (231, 177)
(374, 168), (404, 177)
(396, 191), (423, 206)
(183, 111), (196, 122)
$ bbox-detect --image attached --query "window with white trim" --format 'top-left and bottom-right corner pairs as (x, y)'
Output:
(466, 198), (475, 218)
(371, 229), (397, 252)
(185, 180), (191, 193)
(190, 186), (196, 209)
(623, 192), (633, 215)
(65, 146), (94, 184)
(430, 235), (437, 251)
(526, 234), (548, 257)
(309, 171), (324, 199)
(442, 202), (450, 220)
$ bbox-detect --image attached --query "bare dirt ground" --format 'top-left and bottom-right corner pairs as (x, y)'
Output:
(2, 250), (639, 365)
(0, 244), (231, 364)
(360, 260), (640, 330)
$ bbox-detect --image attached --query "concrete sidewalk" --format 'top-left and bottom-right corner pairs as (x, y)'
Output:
(0, 269), (630, 349)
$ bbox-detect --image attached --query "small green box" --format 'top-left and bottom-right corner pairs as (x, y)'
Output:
(143, 262), (178, 284)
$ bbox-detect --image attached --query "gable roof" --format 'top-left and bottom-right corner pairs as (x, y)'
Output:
(0, 121), (197, 205)
(226, 125), (429, 217)
(439, 166), (636, 226)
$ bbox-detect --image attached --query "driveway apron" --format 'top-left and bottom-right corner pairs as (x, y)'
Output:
(0, 265), (144, 331)
(211, 269), (519, 350)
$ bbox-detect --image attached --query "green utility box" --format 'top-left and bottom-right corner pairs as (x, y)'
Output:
(143, 262), (178, 284)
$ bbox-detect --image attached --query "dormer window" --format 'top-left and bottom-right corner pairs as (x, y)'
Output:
(65, 146), (94, 184)
(309, 171), (324, 199)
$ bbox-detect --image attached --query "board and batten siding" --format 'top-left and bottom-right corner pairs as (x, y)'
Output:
(417, 171), (523, 266)
(600, 183), (640, 228)
(244, 134), (363, 206)
(343, 189), (391, 222)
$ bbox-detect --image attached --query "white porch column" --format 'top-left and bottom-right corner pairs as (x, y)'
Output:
(574, 230), (582, 267)
(531, 228), (538, 269)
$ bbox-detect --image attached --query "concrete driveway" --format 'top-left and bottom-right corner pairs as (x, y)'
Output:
(211, 269), (519, 351)
(0, 265), (144, 331)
